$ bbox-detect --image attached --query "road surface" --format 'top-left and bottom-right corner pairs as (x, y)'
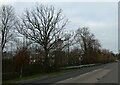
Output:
(18, 62), (118, 84)
(57, 62), (118, 83)
(97, 62), (118, 83)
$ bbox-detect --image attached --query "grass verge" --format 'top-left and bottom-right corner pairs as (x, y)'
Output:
(3, 68), (82, 83)
(3, 63), (104, 83)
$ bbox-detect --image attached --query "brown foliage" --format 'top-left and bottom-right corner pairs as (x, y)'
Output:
(14, 48), (30, 70)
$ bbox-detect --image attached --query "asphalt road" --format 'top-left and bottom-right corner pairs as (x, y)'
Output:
(58, 62), (118, 83)
(18, 62), (118, 84)
(97, 62), (118, 83)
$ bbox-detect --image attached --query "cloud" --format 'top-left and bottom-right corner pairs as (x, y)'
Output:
(62, 2), (118, 53)
(1, 2), (117, 53)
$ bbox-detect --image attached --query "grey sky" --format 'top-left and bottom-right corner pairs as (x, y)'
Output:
(1, 2), (118, 53)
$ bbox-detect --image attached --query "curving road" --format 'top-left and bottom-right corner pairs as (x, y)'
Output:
(18, 62), (119, 84)
(57, 62), (118, 83)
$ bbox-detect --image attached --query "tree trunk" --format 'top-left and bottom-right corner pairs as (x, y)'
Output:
(44, 48), (50, 72)
(20, 67), (22, 78)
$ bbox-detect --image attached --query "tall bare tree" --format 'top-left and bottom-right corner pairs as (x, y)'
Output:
(0, 5), (16, 55)
(16, 4), (68, 71)
(76, 27), (100, 53)
(76, 27), (101, 63)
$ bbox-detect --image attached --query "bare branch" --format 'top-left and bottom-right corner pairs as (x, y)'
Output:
(0, 5), (16, 54)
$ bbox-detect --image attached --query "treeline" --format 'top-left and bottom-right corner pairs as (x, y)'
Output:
(1, 4), (117, 81)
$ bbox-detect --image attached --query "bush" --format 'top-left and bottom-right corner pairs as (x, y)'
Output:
(3, 72), (19, 81)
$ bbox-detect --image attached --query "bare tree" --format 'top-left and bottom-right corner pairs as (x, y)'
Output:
(16, 4), (68, 71)
(0, 5), (16, 55)
(76, 27), (100, 53)
(76, 27), (101, 63)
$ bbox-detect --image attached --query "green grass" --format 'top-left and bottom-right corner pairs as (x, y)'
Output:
(3, 63), (105, 83)
(3, 68), (82, 83)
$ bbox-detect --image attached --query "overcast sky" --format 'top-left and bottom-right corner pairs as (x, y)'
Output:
(0, 1), (118, 53)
